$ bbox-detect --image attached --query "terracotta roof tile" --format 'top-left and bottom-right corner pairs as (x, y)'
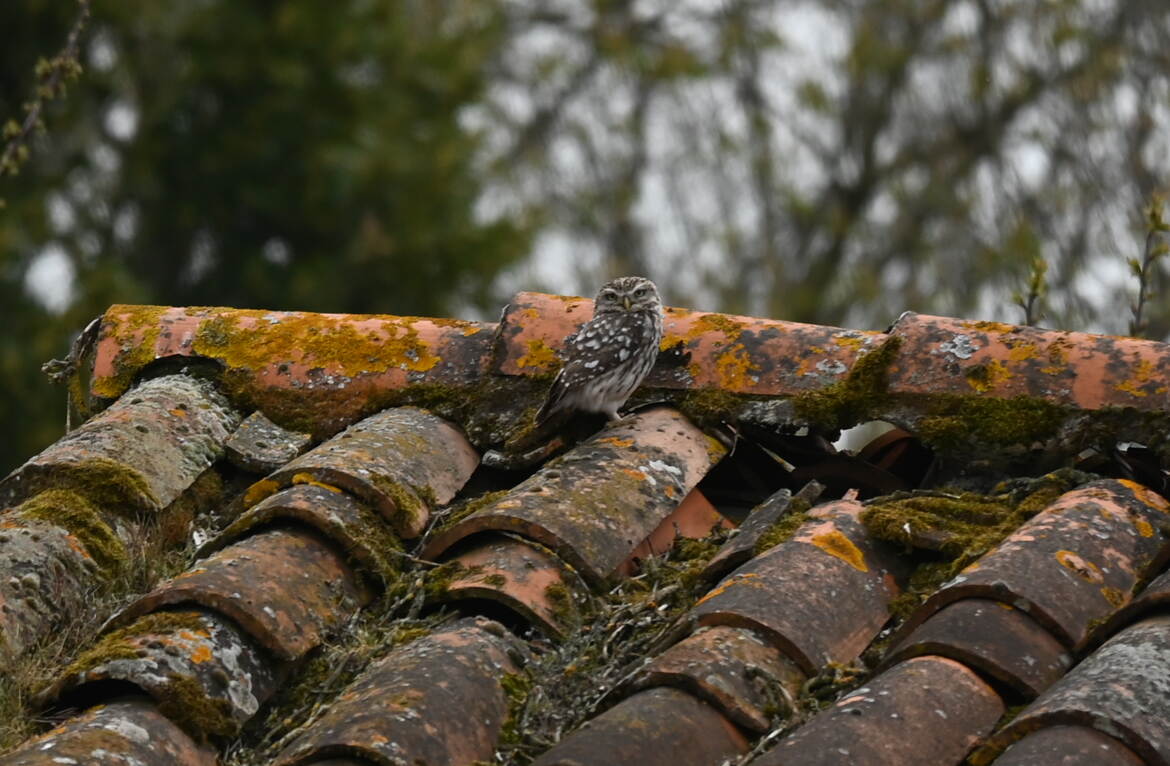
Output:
(249, 406), (479, 538)
(976, 615), (1170, 765)
(992, 725), (1145, 766)
(8, 295), (1170, 764)
(623, 624), (805, 733)
(39, 608), (279, 737)
(273, 617), (524, 766)
(423, 406), (725, 584)
(691, 499), (905, 674)
(224, 410), (312, 473)
(755, 656), (1003, 766)
(893, 479), (1169, 650)
(531, 687), (750, 766)
(882, 598), (1071, 698)
(2, 697), (216, 765)
(0, 374), (240, 670)
(108, 527), (366, 663)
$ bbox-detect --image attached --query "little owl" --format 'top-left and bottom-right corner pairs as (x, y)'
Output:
(535, 276), (664, 425)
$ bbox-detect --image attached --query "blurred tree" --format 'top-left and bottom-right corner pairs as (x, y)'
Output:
(476, 0), (1170, 334)
(0, 0), (530, 474)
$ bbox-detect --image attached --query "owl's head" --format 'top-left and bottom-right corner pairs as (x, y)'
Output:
(594, 276), (662, 316)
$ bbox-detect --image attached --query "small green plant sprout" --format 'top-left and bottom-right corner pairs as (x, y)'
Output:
(1129, 193), (1170, 338)
(1012, 255), (1048, 327)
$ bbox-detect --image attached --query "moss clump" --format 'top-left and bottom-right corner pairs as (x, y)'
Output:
(862, 471), (1086, 618)
(498, 670), (535, 747)
(33, 457), (160, 515)
(674, 387), (746, 428)
(17, 490), (127, 577)
(753, 497), (814, 555)
(793, 336), (903, 432)
(913, 394), (1067, 451)
(371, 476), (429, 534)
(543, 582), (577, 626)
(156, 672), (236, 740)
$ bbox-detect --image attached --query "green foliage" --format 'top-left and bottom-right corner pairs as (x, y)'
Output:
(0, 0), (531, 474)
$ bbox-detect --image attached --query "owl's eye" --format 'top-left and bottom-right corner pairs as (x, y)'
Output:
(601, 290), (618, 301)
(633, 287), (647, 298)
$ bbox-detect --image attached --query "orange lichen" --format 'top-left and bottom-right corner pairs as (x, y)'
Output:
(90, 305), (171, 399)
(1100, 586), (1126, 607)
(1055, 549), (1103, 583)
(714, 343), (760, 390)
(291, 473), (343, 493)
(1115, 359), (1156, 398)
(242, 479), (279, 509)
(597, 436), (635, 448)
(694, 572), (762, 606)
(809, 530), (867, 572)
(963, 320), (1018, 334)
(1119, 479), (1170, 511)
(832, 334), (866, 351)
(189, 644), (213, 664)
(1007, 343), (1039, 362)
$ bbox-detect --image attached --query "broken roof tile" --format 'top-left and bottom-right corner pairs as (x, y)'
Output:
(248, 406), (479, 538)
(109, 527), (366, 662)
(224, 410), (312, 474)
(423, 407), (725, 584)
(755, 656), (1003, 766)
(882, 599), (1071, 699)
(1, 697), (216, 766)
(531, 687), (750, 766)
(975, 615), (1170, 765)
(895, 479), (1170, 650)
(496, 291), (887, 394)
(702, 482), (824, 582)
(618, 487), (732, 576)
(273, 618), (524, 766)
(691, 499), (905, 674)
(624, 624), (805, 733)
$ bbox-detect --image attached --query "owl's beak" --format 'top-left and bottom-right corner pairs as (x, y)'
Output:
(623, 296), (631, 310)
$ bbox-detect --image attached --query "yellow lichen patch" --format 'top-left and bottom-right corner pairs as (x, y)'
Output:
(192, 310), (444, 378)
(1119, 479), (1170, 511)
(1115, 359), (1156, 398)
(516, 339), (560, 371)
(461, 325), (483, 336)
(620, 468), (648, 482)
(964, 359), (1013, 393)
(596, 436), (635, 449)
(242, 479), (279, 509)
(714, 343), (759, 390)
(169, 408), (189, 418)
(1100, 586), (1126, 607)
(832, 334), (866, 351)
(1007, 343), (1039, 362)
(1055, 550), (1103, 583)
(809, 530), (867, 572)
(659, 332), (686, 351)
(1134, 518), (1156, 537)
(963, 320), (1018, 334)
(291, 473), (343, 493)
(680, 313), (748, 346)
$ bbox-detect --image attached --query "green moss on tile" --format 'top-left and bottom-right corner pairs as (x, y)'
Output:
(753, 497), (814, 555)
(912, 393), (1068, 451)
(60, 611), (209, 681)
(156, 672), (236, 740)
(498, 670), (534, 747)
(17, 490), (127, 577)
(32, 457), (160, 515)
(431, 490), (510, 539)
(793, 336), (903, 431)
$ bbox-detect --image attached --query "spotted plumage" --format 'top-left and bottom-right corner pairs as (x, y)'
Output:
(535, 276), (664, 425)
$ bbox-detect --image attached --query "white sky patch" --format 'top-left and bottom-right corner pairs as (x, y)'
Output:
(25, 244), (76, 314)
(46, 192), (75, 234)
(104, 101), (139, 142)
